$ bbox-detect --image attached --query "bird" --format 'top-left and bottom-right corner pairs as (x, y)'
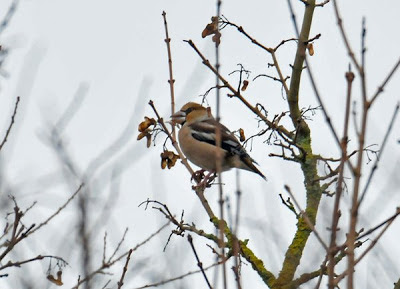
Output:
(171, 102), (266, 180)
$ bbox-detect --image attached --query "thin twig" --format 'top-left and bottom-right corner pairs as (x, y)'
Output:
(214, 2), (227, 288)
(370, 56), (400, 104)
(161, 11), (177, 139)
(221, 18), (290, 96)
(358, 103), (399, 205)
(332, 0), (362, 72)
(29, 183), (84, 235)
(184, 40), (293, 140)
(356, 207), (400, 242)
(316, 0), (330, 7)
(139, 200), (219, 245)
(132, 261), (223, 289)
(334, 208), (400, 285)
(0, 255), (67, 271)
(108, 228), (128, 263)
(346, 18), (372, 288)
(117, 249), (133, 289)
(231, 170), (243, 289)
(0, 96), (20, 151)
(284, 185), (328, 251)
(72, 222), (169, 289)
(148, 100), (216, 219)
(0, 0), (19, 35)
(328, 67), (354, 288)
(187, 235), (213, 289)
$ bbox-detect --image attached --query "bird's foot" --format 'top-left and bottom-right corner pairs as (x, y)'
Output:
(191, 169), (206, 183)
(192, 171), (216, 189)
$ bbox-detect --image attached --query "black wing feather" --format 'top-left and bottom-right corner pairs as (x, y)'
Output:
(190, 119), (251, 159)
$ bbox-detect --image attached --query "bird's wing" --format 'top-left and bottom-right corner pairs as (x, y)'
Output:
(190, 119), (252, 159)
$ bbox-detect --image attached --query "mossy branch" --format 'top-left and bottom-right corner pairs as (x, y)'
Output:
(275, 1), (325, 287)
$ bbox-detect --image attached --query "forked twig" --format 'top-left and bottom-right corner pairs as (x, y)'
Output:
(284, 185), (328, 251)
(184, 39), (293, 140)
(29, 183), (84, 235)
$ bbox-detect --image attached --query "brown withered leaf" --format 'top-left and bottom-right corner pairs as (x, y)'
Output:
(160, 150), (180, 169)
(307, 43), (314, 56)
(146, 134), (152, 148)
(239, 128), (246, 142)
(202, 16), (218, 38)
(202, 16), (221, 46)
(137, 128), (152, 148)
(241, 80), (249, 91)
(47, 271), (63, 286)
(168, 153), (179, 169)
(137, 129), (150, 141)
(206, 107), (212, 118)
(161, 158), (168, 169)
(138, 117), (156, 132)
(202, 23), (216, 38)
(212, 31), (221, 46)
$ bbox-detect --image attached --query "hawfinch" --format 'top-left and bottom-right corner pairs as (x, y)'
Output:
(171, 102), (266, 179)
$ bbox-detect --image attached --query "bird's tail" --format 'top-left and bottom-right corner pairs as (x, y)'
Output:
(241, 157), (267, 180)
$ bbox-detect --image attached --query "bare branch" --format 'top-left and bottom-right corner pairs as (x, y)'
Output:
(284, 185), (328, 251)
(0, 0), (19, 35)
(161, 11), (177, 139)
(187, 235), (213, 289)
(359, 103), (399, 205)
(29, 184), (84, 235)
(332, 0), (362, 72)
(184, 40), (293, 140)
(132, 261), (223, 289)
(0, 96), (20, 151)
(117, 249), (133, 289)
(370, 56), (400, 104)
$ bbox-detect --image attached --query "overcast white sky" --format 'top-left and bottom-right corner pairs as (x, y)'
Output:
(0, 1), (399, 288)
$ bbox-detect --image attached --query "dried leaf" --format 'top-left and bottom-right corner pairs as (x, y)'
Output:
(202, 23), (216, 38)
(138, 117), (156, 132)
(146, 134), (152, 148)
(160, 150), (180, 169)
(202, 16), (221, 46)
(47, 271), (63, 286)
(241, 80), (249, 91)
(202, 16), (218, 38)
(307, 43), (314, 56)
(161, 158), (167, 169)
(239, 128), (246, 142)
(137, 131), (146, 141)
(212, 31), (221, 46)
(168, 153), (180, 168)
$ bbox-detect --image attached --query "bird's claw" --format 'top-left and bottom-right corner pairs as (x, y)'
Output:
(192, 171), (216, 189)
(191, 169), (206, 183)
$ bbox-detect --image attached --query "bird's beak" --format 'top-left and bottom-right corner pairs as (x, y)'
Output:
(170, 111), (186, 125)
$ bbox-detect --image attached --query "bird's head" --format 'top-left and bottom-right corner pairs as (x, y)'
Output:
(171, 102), (213, 125)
